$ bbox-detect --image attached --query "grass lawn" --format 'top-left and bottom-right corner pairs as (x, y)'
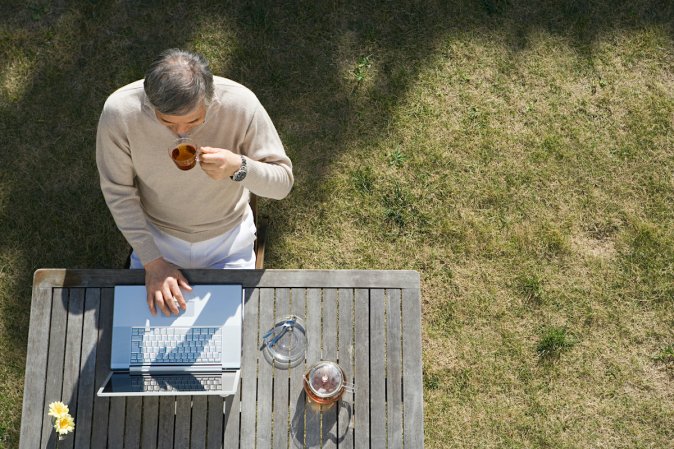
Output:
(1, 1), (673, 447)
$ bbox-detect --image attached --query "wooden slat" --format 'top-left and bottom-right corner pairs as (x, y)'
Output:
(221, 285), (249, 448)
(304, 288), (322, 449)
(337, 288), (354, 449)
(220, 288), (249, 448)
(19, 286), (53, 449)
(74, 289), (101, 449)
(190, 396), (207, 449)
(90, 288), (113, 448)
(105, 288), (125, 448)
(322, 289), (338, 449)
(141, 397), (159, 449)
(386, 290), (404, 449)
(35, 269), (420, 289)
(157, 397), (175, 449)
(206, 396), (223, 449)
(60, 288), (85, 449)
(272, 288), (290, 449)
(174, 396), (191, 448)
(41, 288), (68, 449)
(124, 397), (142, 449)
(288, 289), (306, 449)
(239, 288), (259, 449)
(370, 289), (386, 448)
(402, 288), (424, 449)
(107, 398), (126, 448)
(256, 288), (275, 449)
(221, 388), (238, 448)
(354, 289), (370, 449)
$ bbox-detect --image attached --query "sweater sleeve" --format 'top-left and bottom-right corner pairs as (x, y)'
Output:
(239, 104), (294, 199)
(96, 103), (162, 265)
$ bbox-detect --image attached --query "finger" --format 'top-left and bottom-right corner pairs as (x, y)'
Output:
(198, 159), (217, 169)
(178, 277), (192, 291)
(163, 285), (180, 315)
(147, 290), (157, 316)
(155, 290), (170, 317)
(176, 272), (192, 291)
(199, 164), (220, 176)
(170, 283), (186, 311)
(199, 153), (221, 164)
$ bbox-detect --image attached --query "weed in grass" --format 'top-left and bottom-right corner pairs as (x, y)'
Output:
(424, 370), (441, 390)
(464, 105), (489, 130)
(387, 148), (407, 167)
(381, 182), (419, 231)
(510, 222), (571, 261)
(515, 273), (544, 305)
(619, 222), (674, 303)
(652, 345), (674, 365)
(350, 166), (374, 194)
(540, 134), (568, 161)
(536, 326), (576, 360)
(352, 54), (372, 83)
(536, 224), (571, 260)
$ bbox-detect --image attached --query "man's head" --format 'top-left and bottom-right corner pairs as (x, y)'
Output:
(144, 49), (214, 135)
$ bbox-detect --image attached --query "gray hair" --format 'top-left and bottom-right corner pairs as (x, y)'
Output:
(143, 49), (214, 115)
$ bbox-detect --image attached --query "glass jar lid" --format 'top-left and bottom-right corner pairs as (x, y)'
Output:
(307, 361), (344, 398)
(262, 315), (306, 369)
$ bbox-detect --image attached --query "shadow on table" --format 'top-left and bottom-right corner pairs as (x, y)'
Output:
(290, 392), (352, 448)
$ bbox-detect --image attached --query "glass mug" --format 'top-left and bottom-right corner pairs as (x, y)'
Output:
(168, 138), (199, 171)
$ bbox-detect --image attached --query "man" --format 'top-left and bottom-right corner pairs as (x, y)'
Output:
(96, 49), (293, 317)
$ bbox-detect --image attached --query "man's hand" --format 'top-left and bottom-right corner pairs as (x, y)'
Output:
(144, 257), (192, 316)
(199, 147), (242, 180)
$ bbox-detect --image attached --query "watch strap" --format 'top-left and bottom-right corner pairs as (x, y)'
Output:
(231, 155), (248, 182)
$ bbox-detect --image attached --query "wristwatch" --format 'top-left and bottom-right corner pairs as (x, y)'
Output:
(231, 155), (248, 182)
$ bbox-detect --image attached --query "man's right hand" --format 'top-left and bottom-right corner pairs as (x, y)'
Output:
(144, 257), (192, 316)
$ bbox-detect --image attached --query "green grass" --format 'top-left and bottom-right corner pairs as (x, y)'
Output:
(536, 326), (577, 360)
(653, 345), (674, 364)
(2, 1), (674, 448)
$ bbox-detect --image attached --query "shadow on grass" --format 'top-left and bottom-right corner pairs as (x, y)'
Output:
(0, 0), (672, 444)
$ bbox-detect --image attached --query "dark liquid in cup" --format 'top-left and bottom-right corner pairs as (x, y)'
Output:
(171, 144), (197, 170)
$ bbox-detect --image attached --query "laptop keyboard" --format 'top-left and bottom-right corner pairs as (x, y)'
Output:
(130, 327), (222, 365)
(130, 374), (223, 392)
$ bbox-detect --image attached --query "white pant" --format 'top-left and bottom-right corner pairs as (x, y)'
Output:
(130, 207), (256, 269)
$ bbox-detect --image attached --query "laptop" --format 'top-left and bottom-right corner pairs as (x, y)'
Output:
(97, 284), (243, 397)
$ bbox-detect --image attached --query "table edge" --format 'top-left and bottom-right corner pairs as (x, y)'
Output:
(33, 269), (421, 289)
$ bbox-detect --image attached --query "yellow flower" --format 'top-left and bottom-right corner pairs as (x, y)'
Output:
(54, 413), (75, 435)
(48, 401), (69, 418)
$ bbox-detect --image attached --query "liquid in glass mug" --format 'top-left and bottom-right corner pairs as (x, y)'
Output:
(169, 138), (199, 171)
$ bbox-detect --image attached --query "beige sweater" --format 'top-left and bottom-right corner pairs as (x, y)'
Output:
(96, 77), (293, 265)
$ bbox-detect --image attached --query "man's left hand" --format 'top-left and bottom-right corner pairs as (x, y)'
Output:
(199, 147), (242, 180)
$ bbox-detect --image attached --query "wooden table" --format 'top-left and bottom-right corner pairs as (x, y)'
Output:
(20, 269), (424, 449)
